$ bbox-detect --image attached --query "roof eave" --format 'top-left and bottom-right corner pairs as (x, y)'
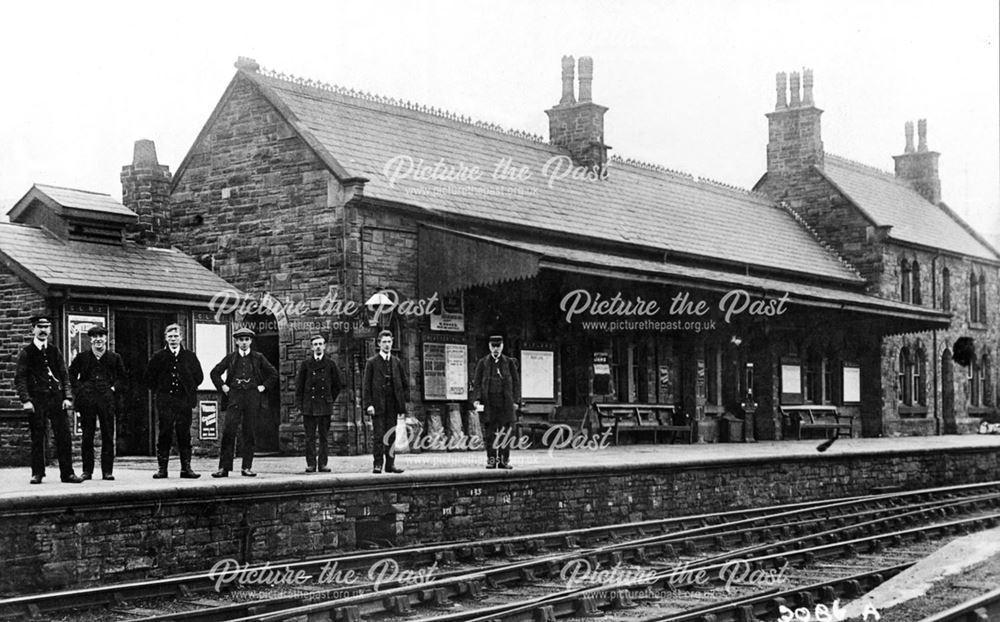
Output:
(0, 248), (51, 296)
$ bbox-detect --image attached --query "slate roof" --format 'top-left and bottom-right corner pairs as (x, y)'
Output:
(8, 184), (138, 221)
(821, 155), (998, 261)
(0, 222), (234, 301)
(227, 69), (864, 286)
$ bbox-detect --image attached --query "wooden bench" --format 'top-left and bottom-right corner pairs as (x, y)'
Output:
(593, 402), (693, 445)
(779, 405), (855, 440)
(515, 404), (595, 447)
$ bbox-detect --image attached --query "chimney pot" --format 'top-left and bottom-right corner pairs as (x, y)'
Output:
(904, 121), (915, 153)
(789, 71), (801, 107)
(578, 56), (594, 103)
(234, 56), (260, 72)
(560, 55), (576, 105)
(132, 139), (159, 167)
(775, 72), (788, 110)
(917, 118), (928, 152)
(802, 68), (814, 106)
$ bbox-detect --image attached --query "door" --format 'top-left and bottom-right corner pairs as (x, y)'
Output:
(244, 314), (282, 454)
(115, 313), (172, 455)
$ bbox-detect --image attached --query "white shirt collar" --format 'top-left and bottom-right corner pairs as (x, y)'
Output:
(239, 350), (250, 357)
(315, 354), (323, 361)
(33, 338), (47, 351)
(169, 346), (180, 355)
(381, 352), (391, 361)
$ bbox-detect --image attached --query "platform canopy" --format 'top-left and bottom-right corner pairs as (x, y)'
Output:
(418, 225), (951, 330)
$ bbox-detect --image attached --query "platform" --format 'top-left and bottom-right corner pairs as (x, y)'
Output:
(1, 435), (999, 595)
(3, 435), (1000, 502)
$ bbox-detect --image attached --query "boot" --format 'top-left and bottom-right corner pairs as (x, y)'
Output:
(179, 451), (200, 479)
(384, 457), (404, 474)
(152, 454), (169, 479)
(498, 449), (512, 470)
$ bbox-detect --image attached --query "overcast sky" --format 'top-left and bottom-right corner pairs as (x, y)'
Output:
(1, 0), (997, 235)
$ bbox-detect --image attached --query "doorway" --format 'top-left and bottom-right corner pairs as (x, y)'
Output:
(242, 314), (281, 453)
(115, 312), (173, 456)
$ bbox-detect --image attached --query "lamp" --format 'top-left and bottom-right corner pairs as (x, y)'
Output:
(365, 291), (396, 327)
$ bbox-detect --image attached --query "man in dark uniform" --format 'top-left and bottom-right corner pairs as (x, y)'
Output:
(210, 327), (278, 477)
(144, 323), (204, 479)
(68, 325), (126, 480)
(362, 330), (408, 474)
(15, 315), (83, 484)
(295, 334), (342, 473)
(473, 334), (521, 469)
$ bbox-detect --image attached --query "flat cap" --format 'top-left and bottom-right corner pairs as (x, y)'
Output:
(87, 325), (109, 337)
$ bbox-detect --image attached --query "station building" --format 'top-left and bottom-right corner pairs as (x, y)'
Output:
(0, 164), (236, 465)
(754, 71), (1000, 435)
(158, 56), (963, 456)
(2, 57), (993, 465)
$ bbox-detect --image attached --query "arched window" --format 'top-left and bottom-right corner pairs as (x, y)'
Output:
(912, 260), (922, 305)
(900, 259), (912, 303)
(969, 354), (983, 406)
(979, 272), (988, 322)
(970, 271), (981, 323)
(898, 347), (912, 405)
(913, 346), (927, 406)
(942, 267), (951, 312)
(984, 353), (993, 406)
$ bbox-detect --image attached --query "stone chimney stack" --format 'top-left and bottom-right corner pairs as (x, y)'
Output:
(121, 139), (173, 247)
(893, 119), (941, 204)
(546, 55), (610, 173)
(765, 68), (824, 176)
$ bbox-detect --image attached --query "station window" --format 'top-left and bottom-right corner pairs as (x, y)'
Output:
(969, 355), (983, 407)
(897, 348), (912, 405)
(900, 259), (911, 303)
(941, 267), (951, 312)
(912, 347), (926, 406)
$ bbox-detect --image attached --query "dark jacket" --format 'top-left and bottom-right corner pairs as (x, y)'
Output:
(362, 353), (409, 420)
(473, 353), (521, 425)
(295, 355), (342, 416)
(144, 347), (204, 409)
(68, 349), (126, 401)
(209, 350), (278, 411)
(15, 342), (72, 403)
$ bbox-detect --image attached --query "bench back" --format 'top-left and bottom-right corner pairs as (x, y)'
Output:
(780, 404), (840, 423)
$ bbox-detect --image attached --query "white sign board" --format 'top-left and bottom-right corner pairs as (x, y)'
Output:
(521, 350), (554, 399)
(843, 366), (861, 403)
(196, 323), (228, 390)
(781, 364), (801, 394)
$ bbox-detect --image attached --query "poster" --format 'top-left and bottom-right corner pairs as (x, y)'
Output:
(67, 314), (107, 363)
(430, 294), (465, 332)
(423, 342), (468, 400)
(199, 401), (219, 440)
(445, 343), (468, 400)
(521, 350), (555, 399)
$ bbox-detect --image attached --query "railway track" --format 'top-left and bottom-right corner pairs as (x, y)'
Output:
(917, 587), (1000, 622)
(5, 481), (1000, 622)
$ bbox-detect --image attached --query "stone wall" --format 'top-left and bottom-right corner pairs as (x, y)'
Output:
(0, 264), (50, 466)
(168, 72), (348, 453)
(2, 444), (998, 594)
